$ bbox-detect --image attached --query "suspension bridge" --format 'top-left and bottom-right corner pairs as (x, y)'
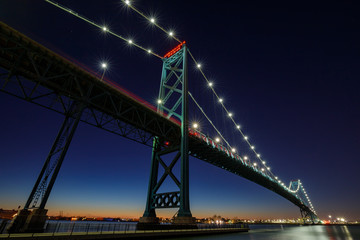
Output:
(1, 0), (318, 233)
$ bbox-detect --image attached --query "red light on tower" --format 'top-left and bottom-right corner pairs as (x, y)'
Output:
(163, 41), (186, 58)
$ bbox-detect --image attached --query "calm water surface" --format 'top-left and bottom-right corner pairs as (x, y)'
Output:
(164, 225), (359, 240)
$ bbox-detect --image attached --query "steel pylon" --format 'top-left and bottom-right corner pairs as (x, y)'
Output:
(140, 43), (195, 225)
(7, 101), (84, 233)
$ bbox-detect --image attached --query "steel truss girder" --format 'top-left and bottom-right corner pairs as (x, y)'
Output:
(0, 22), (180, 147)
(188, 135), (319, 219)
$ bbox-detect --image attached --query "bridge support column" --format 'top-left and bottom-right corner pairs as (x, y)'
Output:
(300, 208), (316, 225)
(7, 102), (84, 233)
(139, 44), (196, 229)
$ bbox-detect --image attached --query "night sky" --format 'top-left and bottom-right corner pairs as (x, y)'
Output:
(1, 0), (359, 221)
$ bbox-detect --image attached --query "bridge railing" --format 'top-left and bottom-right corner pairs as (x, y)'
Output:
(0, 219), (248, 236)
(188, 129), (307, 205)
(189, 129), (276, 180)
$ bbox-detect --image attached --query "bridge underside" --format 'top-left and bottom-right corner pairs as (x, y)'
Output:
(0, 21), (180, 147)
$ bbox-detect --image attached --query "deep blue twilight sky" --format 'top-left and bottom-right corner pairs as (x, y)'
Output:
(1, 0), (359, 220)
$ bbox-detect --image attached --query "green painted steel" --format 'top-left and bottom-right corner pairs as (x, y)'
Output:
(142, 45), (192, 219)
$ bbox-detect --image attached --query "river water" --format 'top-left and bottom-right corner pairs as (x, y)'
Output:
(164, 225), (360, 240)
(1, 219), (359, 239)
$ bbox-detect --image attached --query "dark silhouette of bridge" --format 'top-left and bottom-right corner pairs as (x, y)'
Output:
(0, 20), (318, 233)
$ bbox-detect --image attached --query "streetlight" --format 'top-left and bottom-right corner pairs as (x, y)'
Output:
(100, 62), (107, 81)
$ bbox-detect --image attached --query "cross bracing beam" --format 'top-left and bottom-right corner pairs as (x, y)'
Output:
(0, 21), (316, 220)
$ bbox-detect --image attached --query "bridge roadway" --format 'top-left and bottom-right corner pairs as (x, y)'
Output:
(0, 21), (312, 215)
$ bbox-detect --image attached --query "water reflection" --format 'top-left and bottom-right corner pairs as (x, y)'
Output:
(163, 225), (360, 240)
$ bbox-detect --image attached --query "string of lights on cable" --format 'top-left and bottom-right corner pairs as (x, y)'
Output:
(45, 0), (163, 59)
(120, 0), (299, 190)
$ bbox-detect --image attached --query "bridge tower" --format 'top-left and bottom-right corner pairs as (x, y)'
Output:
(138, 42), (196, 228)
(7, 102), (84, 233)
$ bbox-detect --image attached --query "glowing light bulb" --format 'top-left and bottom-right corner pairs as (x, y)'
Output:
(101, 62), (107, 69)
(197, 64), (201, 68)
(267, 167), (270, 170)
(193, 123), (199, 129)
(125, 0), (130, 5)
(253, 163), (257, 166)
(169, 31), (174, 36)
(257, 154), (260, 158)
(148, 49), (152, 53)
(236, 125), (241, 129)
(244, 136), (248, 140)
(251, 146), (255, 149)
(232, 148), (236, 153)
(208, 82), (213, 87)
(261, 168), (265, 172)
(102, 26), (108, 32)
(150, 18), (155, 23)
(215, 137), (220, 143)
(219, 98), (223, 103)
(275, 176), (278, 180)
(243, 156), (248, 160)
(157, 99), (162, 104)
(228, 113), (233, 117)
(262, 161), (266, 164)
(128, 39), (133, 44)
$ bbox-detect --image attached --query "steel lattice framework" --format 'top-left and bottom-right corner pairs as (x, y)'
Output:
(0, 21), (318, 232)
